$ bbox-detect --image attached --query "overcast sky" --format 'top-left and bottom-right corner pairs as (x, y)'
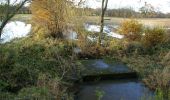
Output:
(85, 0), (170, 13)
(2, 0), (170, 13)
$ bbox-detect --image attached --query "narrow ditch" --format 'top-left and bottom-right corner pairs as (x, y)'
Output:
(75, 59), (154, 100)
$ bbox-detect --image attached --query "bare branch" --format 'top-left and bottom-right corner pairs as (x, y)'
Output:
(0, 0), (29, 38)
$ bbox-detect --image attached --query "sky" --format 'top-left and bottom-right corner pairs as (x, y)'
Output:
(85, 0), (170, 13)
(1, 0), (170, 13)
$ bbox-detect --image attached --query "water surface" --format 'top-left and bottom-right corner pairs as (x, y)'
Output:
(1, 21), (31, 43)
(85, 24), (124, 39)
(81, 59), (132, 75)
(77, 79), (154, 100)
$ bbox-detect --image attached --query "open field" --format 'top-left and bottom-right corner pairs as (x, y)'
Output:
(12, 14), (170, 27)
(12, 14), (32, 22)
(86, 16), (170, 27)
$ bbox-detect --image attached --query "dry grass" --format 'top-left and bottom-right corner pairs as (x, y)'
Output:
(12, 14), (32, 22)
(86, 16), (170, 27)
(11, 15), (170, 27)
(121, 51), (170, 91)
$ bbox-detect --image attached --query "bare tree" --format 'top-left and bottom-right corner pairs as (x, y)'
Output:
(0, 0), (29, 38)
(98, 0), (108, 45)
(139, 2), (156, 18)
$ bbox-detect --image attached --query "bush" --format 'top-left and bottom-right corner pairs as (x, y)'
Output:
(142, 51), (170, 99)
(162, 51), (170, 66)
(142, 27), (166, 47)
(118, 19), (143, 41)
(123, 41), (145, 55)
(0, 92), (15, 100)
(76, 37), (108, 58)
(17, 87), (53, 100)
(144, 68), (170, 90)
(31, 0), (74, 38)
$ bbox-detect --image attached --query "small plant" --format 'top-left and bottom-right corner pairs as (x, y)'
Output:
(95, 88), (105, 100)
(155, 88), (165, 100)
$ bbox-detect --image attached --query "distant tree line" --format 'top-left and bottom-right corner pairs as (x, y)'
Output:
(18, 7), (31, 14)
(84, 7), (170, 18)
(0, 5), (31, 15)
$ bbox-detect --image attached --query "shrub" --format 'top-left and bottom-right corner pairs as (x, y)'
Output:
(142, 52), (170, 99)
(107, 39), (124, 56)
(144, 68), (170, 90)
(118, 19), (143, 41)
(77, 37), (109, 58)
(31, 0), (73, 38)
(142, 27), (166, 47)
(17, 87), (53, 100)
(0, 92), (15, 100)
(78, 42), (106, 58)
(162, 51), (170, 66)
(123, 41), (145, 55)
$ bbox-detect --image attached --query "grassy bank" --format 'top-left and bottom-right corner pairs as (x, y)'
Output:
(0, 37), (82, 100)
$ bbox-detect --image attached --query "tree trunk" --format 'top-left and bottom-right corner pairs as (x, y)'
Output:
(0, 0), (28, 39)
(0, 18), (10, 38)
(0, 21), (7, 38)
(98, 0), (108, 46)
(0, 27), (3, 38)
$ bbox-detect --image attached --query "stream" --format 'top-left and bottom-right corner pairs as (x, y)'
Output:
(0, 21), (159, 99)
(76, 59), (154, 100)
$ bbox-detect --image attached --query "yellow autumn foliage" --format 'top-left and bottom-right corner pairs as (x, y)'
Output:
(31, 0), (74, 38)
(118, 19), (143, 41)
(142, 27), (166, 47)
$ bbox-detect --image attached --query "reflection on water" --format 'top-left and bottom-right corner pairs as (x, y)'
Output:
(85, 24), (124, 39)
(92, 60), (109, 69)
(82, 59), (132, 73)
(78, 59), (154, 100)
(77, 79), (154, 100)
(1, 21), (31, 43)
(0, 22), (123, 43)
